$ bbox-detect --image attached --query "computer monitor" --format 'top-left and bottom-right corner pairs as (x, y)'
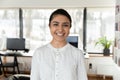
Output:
(7, 38), (25, 51)
(66, 36), (78, 48)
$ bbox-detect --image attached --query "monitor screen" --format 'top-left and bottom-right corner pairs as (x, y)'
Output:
(66, 36), (78, 48)
(7, 38), (25, 51)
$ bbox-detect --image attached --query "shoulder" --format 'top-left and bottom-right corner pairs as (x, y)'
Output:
(33, 44), (49, 57)
(68, 43), (84, 56)
(68, 43), (82, 53)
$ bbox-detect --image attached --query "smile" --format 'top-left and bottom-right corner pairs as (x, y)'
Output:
(56, 32), (65, 36)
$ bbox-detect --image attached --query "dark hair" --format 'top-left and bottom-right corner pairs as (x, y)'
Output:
(49, 8), (72, 27)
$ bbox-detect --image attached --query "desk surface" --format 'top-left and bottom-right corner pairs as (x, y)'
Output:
(0, 51), (33, 57)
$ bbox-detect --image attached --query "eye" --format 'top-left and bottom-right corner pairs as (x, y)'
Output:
(62, 23), (70, 27)
(53, 23), (58, 26)
(51, 21), (59, 27)
(63, 24), (69, 27)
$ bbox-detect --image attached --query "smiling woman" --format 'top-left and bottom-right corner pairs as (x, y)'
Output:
(30, 8), (88, 80)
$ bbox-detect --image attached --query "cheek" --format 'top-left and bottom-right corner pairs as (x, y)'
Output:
(65, 28), (70, 34)
(49, 27), (55, 34)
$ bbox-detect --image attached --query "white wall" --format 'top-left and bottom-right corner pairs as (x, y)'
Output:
(86, 56), (120, 80)
(0, 0), (115, 8)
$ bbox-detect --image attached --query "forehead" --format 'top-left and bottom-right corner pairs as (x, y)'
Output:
(51, 14), (70, 22)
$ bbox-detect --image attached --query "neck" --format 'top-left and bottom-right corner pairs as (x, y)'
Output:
(50, 40), (67, 48)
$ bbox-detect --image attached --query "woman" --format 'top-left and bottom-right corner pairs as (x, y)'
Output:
(30, 8), (88, 80)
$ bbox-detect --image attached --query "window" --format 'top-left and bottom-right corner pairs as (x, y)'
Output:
(0, 9), (19, 50)
(86, 8), (115, 53)
(0, 9), (19, 38)
(23, 8), (84, 50)
(0, 8), (115, 53)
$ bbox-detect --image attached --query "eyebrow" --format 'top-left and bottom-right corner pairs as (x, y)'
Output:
(52, 21), (59, 23)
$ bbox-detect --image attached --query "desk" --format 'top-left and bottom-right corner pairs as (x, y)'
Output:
(0, 52), (23, 75)
(0, 51), (33, 75)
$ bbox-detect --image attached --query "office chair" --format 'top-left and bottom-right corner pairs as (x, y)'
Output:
(0, 53), (20, 76)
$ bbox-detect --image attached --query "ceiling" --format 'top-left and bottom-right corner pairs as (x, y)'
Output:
(0, 0), (115, 8)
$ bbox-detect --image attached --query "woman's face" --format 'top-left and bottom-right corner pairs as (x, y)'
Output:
(49, 14), (71, 43)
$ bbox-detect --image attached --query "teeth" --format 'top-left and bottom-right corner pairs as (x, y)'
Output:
(56, 32), (64, 36)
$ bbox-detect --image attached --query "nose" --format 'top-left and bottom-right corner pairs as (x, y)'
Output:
(58, 25), (64, 31)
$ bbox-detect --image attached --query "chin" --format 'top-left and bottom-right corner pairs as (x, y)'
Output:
(55, 38), (65, 42)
